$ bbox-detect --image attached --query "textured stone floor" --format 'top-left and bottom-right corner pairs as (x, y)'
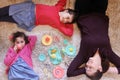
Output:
(0, 0), (120, 80)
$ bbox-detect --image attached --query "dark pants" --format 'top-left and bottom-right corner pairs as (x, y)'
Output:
(75, 0), (108, 16)
(0, 6), (16, 23)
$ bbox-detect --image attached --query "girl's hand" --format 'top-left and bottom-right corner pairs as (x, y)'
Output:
(13, 45), (18, 53)
(14, 44), (22, 53)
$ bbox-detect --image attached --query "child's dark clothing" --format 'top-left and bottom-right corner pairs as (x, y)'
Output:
(0, 6), (16, 23)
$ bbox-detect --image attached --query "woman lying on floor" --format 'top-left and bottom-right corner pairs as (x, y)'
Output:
(67, 0), (120, 80)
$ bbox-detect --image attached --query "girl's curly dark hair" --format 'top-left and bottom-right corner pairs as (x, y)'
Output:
(11, 31), (29, 44)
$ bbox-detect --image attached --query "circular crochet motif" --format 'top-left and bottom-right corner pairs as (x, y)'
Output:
(38, 53), (46, 62)
(65, 45), (76, 57)
(53, 66), (64, 79)
(42, 34), (52, 46)
(48, 47), (62, 65)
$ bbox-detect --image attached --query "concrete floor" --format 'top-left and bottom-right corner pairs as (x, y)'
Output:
(0, 0), (120, 80)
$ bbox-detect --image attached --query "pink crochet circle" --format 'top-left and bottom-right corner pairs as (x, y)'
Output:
(53, 66), (64, 79)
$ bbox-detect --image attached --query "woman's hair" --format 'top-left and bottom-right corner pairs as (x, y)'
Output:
(61, 8), (79, 23)
(86, 70), (102, 80)
(11, 31), (29, 44)
(86, 59), (110, 80)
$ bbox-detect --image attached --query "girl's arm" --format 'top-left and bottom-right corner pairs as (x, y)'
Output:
(55, 0), (67, 10)
(27, 35), (37, 50)
(4, 48), (17, 66)
(61, 23), (73, 37)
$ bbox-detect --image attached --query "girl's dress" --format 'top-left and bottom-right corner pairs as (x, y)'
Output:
(9, 1), (35, 31)
(8, 57), (39, 80)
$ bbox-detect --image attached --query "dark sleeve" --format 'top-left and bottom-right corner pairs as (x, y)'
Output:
(67, 53), (86, 77)
(67, 40), (88, 77)
(106, 48), (120, 74)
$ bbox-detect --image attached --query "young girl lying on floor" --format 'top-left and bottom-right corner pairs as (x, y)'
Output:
(4, 31), (39, 80)
(0, 0), (77, 36)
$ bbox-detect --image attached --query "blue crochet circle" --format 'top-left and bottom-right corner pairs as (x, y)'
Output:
(63, 39), (68, 44)
(48, 47), (62, 65)
(38, 53), (46, 62)
(65, 45), (76, 57)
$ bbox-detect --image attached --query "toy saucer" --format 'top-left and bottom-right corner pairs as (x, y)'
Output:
(42, 34), (52, 46)
(53, 66), (64, 79)
(38, 53), (46, 62)
(48, 47), (62, 65)
(63, 39), (68, 45)
(64, 45), (76, 57)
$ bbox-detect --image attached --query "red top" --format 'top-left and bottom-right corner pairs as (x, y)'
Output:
(35, 0), (73, 37)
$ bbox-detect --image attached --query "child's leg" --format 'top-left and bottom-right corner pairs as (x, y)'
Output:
(0, 6), (17, 23)
(0, 16), (17, 23)
(0, 6), (9, 16)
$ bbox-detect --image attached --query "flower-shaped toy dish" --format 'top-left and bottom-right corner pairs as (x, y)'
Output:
(38, 53), (46, 62)
(42, 34), (52, 46)
(63, 45), (76, 57)
(48, 47), (62, 65)
(53, 66), (64, 79)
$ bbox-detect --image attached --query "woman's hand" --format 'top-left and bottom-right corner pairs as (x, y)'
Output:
(107, 67), (118, 74)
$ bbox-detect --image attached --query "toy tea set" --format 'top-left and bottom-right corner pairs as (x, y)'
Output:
(38, 34), (77, 79)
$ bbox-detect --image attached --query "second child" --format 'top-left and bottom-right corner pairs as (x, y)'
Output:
(4, 31), (39, 80)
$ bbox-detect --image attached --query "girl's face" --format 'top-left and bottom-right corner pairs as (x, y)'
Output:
(14, 37), (25, 50)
